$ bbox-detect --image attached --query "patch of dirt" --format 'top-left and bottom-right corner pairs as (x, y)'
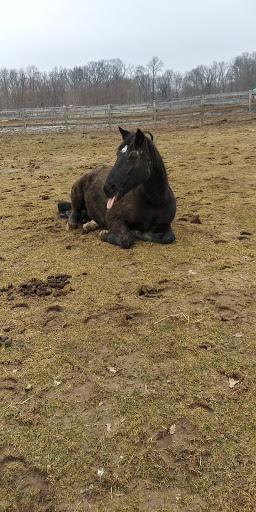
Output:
(152, 417), (203, 467)
(42, 305), (66, 331)
(206, 286), (256, 322)
(83, 304), (149, 326)
(0, 122), (255, 512)
(0, 448), (54, 511)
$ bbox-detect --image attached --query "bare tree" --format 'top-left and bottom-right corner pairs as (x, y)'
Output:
(134, 66), (151, 102)
(228, 52), (256, 91)
(158, 69), (177, 100)
(147, 56), (163, 100)
(210, 61), (228, 93)
(0, 68), (11, 108)
(0, 52), (255, 109)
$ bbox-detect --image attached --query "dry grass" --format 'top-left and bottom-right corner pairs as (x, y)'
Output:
(0, 119), (256, 511)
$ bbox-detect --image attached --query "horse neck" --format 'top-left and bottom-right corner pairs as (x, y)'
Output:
(143, 143), (169, 203)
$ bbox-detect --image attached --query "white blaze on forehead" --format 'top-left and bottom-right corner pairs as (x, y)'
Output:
(121, 145), (128, 153)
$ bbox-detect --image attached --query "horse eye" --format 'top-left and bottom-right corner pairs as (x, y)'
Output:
(128, 150), (138, 160)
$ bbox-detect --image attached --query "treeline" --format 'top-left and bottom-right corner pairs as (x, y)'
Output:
(0, 52), (256, 109)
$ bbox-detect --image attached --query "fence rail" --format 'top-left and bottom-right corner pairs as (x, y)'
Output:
(0, 91), (255, 134)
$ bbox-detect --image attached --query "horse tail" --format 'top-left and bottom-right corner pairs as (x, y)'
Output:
(57, 200), (72, 218)
(57, 200), (91, 224)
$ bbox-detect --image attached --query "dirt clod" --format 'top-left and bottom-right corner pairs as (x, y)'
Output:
(25, 384), (33, 392)
(2, 326), (11, 332)
(4, 337), (12, 347)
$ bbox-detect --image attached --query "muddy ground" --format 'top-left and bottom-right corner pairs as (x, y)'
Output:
(0, 119), (256, 511)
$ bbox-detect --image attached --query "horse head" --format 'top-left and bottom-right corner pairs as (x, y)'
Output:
(103, 127), (153, 209)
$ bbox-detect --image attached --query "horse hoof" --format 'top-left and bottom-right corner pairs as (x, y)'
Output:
(83, 220), (98, 234)
(120, 234), (134, 249)
(99, 230), (108, 241)
(67, 221), (78, 231)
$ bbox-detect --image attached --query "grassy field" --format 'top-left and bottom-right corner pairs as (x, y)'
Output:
(0, 119), (256, 511)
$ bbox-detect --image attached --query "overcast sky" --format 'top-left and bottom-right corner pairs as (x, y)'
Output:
(1, 0), (255, 73)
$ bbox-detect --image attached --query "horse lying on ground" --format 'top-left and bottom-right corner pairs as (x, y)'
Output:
(58, 127), (176, 249)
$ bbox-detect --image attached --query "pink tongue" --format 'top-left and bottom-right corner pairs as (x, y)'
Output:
(107, 196), (116, 209)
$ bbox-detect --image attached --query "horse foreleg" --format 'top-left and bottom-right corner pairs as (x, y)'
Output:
(99, 230), (134, 249)
(102, 210), (134, 248)
(135, 226), (175, 244)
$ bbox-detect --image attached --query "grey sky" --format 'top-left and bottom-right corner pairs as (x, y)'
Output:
(1, 0), (255, 73)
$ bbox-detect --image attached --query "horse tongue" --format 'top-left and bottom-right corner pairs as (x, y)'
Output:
(107, 196), (116, 209)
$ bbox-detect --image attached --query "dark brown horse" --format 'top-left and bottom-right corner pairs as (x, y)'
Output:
(58, 127), (176, 249)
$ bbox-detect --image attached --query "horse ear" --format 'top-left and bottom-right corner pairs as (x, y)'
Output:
(134, 128), (145, 148)
(145, 131), (153, 141)
(119, 127), (131, 140)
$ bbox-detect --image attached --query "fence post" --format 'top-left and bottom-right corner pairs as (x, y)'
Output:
(248, 90), (252, 117)
(64, 106), (68, 132)
(200, 95), (205, 125)
(108, 104), (112, 129)
(153, 100), (156, 124)
(21, 108), (27, 133)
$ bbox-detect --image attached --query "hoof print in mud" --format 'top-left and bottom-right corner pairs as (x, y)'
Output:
(42, 304), (66, 332)
(137, 284), (161, 297)
(178, 214), (201, 224)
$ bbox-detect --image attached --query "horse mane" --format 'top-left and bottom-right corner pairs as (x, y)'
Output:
(143, 134), (168, 179)
(144, 131), (153, 141)
(119, 129), (168, 183)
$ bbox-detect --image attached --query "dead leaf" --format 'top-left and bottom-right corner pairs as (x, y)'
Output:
(169, 424), (176, 435)
(228, 377), (239, 388)
(107, 367), (117, 374)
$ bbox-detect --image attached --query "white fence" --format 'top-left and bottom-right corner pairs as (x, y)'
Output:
(0, 91), (255, 134)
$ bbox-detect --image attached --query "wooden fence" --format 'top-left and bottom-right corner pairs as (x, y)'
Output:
(0, 90), (255, 134)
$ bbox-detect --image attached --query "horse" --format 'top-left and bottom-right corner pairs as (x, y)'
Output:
(58, 127), (176, 249)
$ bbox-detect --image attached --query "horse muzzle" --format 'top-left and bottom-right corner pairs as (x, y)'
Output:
(103, 181), (117, 198)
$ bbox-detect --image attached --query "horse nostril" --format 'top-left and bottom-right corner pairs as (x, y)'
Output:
(104, 182), (116, 197)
